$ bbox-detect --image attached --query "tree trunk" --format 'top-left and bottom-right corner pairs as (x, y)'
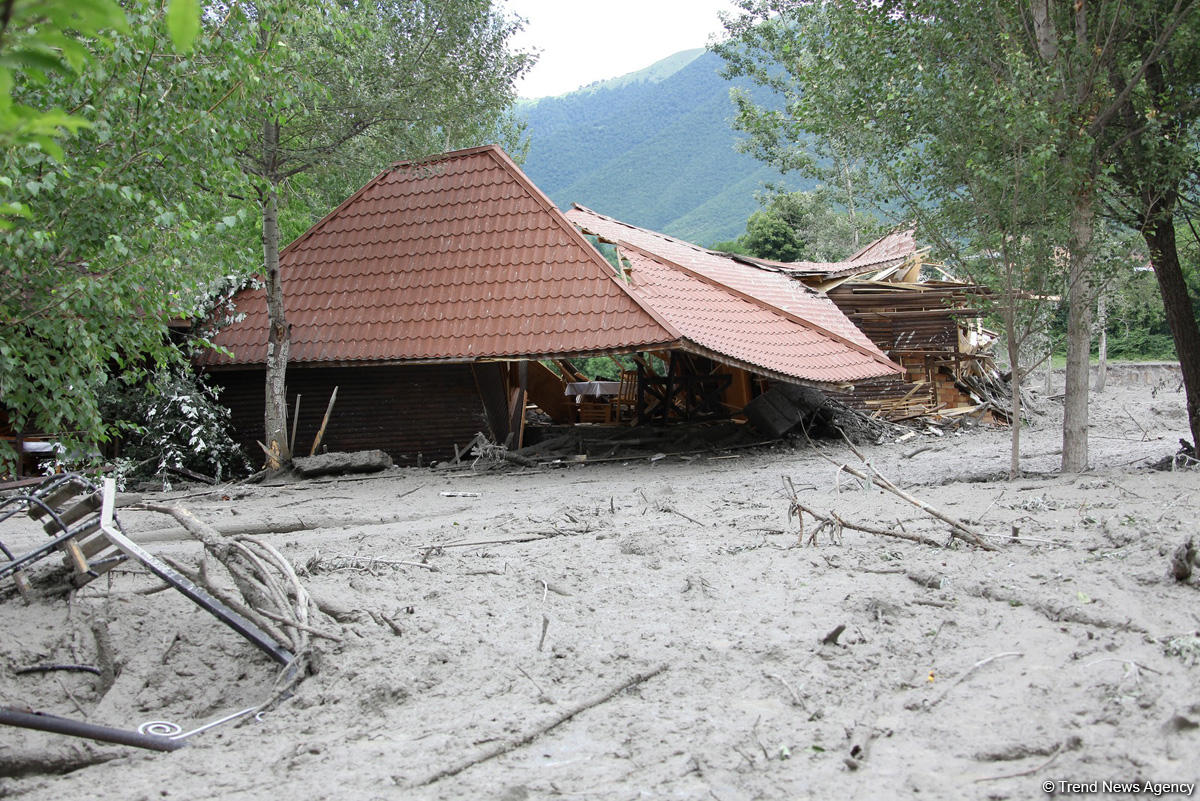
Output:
(1144, 211), (1200, 450)
(1005, 305), (1022, 480)
(1043, 332), (1054, 394)
(1094, 292), (1107, 392)
(261, 119), (290, 469)
(1062, 187), (1094, 472)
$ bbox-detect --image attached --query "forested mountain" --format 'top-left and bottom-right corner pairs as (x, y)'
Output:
(517, 50), (806, 246)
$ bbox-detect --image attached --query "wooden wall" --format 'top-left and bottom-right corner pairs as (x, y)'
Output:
(209, 363), (498, 466)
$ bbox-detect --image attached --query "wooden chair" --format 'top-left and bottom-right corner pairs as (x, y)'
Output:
(1, 474), (127, 601)
(613, 370), (638, 422)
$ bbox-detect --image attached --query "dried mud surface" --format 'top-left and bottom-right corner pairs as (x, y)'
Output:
(2, 369), (1199, 800)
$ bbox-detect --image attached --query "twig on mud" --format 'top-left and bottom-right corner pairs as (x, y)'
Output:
(408, 664), (668, 787)
(314, 553), (439, 573)
(765, 672), (804, 707)
(821, 624), (847, 646)
(661, 504), (707, 527)
(413, 534), (547, 550)
(1082, 656), (1163, 676)
(973, 737), (1081, 783)
(515, 665), (555, 704)
(255, 608), (343, 642)
(752, 715), (771, 761)
(819, 433), (998, 551)
(927, 652), (1023, 709)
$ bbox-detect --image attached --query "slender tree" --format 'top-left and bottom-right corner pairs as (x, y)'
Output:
(227, 0), (531, 468)
(717, 1), (1070, 477)
(717, 0), (1199, 472)
(1100, 9), (1200, 450)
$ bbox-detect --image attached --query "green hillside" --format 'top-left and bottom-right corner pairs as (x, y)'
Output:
(517, 50), (807, 246)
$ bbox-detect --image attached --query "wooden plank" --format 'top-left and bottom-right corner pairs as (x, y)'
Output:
(309, 386), (339, 456)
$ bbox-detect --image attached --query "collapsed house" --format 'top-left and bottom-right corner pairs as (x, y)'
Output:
(199, 144), (1005, 463)
(198, 145), (919, 462)
(724, 229), (1005, 423)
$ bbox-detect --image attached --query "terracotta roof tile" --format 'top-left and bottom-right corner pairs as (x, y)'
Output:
(564, 206), (900, 379)
(200, 146), (678, 367)
(618, 245), (898, 384)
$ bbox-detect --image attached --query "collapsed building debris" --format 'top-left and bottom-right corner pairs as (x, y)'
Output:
(735, 228), (1014, 425)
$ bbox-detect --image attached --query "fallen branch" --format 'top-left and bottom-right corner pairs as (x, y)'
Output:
(132, 512), (411, 544)
(415, 534), (547, 550)
(135, 503), (318, 681)
(784, 477), (946, 549)
(973, 736), (1081, 783)
(410, 664), (668, 787)
(823, 438), (996, 551)
(309, 554), (440, 573)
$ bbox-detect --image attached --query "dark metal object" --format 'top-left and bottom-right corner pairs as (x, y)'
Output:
(0, 706), (185, 752)
(14, 664), (102, 676)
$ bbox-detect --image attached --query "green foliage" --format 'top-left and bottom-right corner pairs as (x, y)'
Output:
(236, 0), (534, 211)
(0, 0), (128, 169)
(737, 188), (881, 262)
(100, 367), (249, 485)
(0, 2), (257, 473)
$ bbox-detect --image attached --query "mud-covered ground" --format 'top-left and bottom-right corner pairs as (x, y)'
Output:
(2, 365), (1198, 801)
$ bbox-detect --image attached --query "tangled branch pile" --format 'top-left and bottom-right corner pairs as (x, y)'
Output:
(139, 504), (331, 692)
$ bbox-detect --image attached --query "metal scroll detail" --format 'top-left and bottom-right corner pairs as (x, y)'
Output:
(138, 706), (262, 741)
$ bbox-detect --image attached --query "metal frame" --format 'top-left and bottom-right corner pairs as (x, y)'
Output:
(1, 475), (296, 751)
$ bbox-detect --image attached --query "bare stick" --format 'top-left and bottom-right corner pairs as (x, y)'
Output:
(537, 614), (549, 651)
(515, 665), (554, 704)
(821, 624), (847, 646)
(310, 386), (338, 456)
(414, 534), (547, 550)
(927, 652), (1023, 708)
(288, 394), (301, 456)
(834, 461), (995, 550)
(783, 479), (946, 548)
(322, 554), (439, 572)
(411, 664), (668, 787)
(765, 672), (804, 707)
(663, 504), (706, 527)
(973, 738), (1076, 783)
(256, 608), (342, 642)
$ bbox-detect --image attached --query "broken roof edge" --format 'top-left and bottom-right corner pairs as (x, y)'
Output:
(847, 222), (918, 262)
(613, 240), (904, 377)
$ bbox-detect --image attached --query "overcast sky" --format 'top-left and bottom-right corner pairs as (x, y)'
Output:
(500, 0), (740, 99)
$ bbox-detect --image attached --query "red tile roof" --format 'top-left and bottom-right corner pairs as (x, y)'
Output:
(616, 243), (901, 383)
(199, 146), (679, 367)
(199, 146), (900, 388)
(565, 206), (899, 373)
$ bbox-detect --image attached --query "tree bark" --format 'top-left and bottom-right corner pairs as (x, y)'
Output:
(261, 118), (290, 469)
(1094, 291), (1107, 392)
(1005, 304), (1023, 479)
(1144, 210), (1200, 449)
(1062, 186), (1094, 472)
